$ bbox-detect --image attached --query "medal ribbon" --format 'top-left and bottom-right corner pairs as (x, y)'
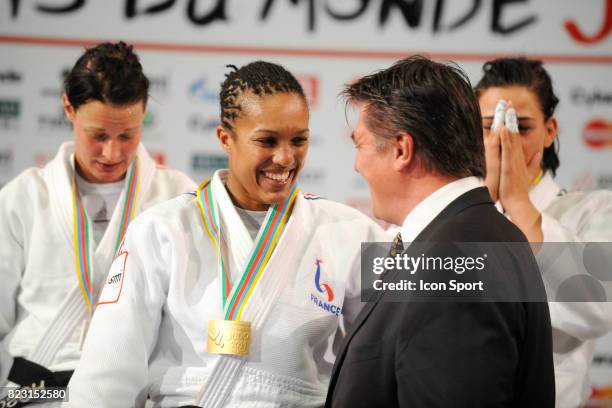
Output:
(196, 179), (298, 321)
(196, 179), (230, 305)
(72, 157), (140, 312)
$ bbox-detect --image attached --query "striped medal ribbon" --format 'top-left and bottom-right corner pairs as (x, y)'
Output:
(196, 179), (298, 355)
(72, 156), (140, 313)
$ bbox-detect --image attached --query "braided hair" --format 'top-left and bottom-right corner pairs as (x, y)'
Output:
(474, 57), (560, 176)
(64, 41), (149, 110)
(219, 61), (305, 131)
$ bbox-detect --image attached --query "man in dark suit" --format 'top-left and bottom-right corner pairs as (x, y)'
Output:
(325, 56), (555, 407)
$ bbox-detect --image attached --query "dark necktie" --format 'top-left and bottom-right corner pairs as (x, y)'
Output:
(388, 232), (405, 258)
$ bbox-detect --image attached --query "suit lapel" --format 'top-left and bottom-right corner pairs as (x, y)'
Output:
(328, 187), (494, 394)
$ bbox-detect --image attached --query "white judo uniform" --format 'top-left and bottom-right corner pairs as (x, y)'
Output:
(67, 170), (387, 408)
(527, 172), (612, 408)
(0, 142), (195, 395)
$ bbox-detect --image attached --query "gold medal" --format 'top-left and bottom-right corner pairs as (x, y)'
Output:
(207, 320), (251, 356)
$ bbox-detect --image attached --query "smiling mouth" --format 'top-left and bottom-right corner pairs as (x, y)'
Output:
(262, 170), (293, 185)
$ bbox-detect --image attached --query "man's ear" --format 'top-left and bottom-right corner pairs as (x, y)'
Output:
(63, 94), (75, 122)
(392, 131), (414, 171)
(216, 125), (232, 154)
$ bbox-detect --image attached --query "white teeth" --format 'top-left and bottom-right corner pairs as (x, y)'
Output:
(264, 171), (290, 182)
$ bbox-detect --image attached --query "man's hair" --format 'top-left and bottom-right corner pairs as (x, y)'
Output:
(474, 57), (560, 176)
(343, 55), (485, 178)
(64, 41), (149, 111)
(219, 61), (305, 131)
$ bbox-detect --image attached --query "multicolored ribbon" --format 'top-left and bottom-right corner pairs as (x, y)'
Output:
(196, 179), (230, 305)
(196, 178), (298, 321)
(72, 157), (140, 312)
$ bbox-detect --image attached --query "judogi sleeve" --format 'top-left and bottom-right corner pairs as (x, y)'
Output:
(0, 184), (25, 384)
(66, 217), (170, 407)
(541, 192), (612, 341)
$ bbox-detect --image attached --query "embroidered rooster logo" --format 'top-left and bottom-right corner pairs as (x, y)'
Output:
(314, 259), (334, 302)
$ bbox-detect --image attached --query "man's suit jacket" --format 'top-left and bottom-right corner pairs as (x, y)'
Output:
(325, 187), (555, 408)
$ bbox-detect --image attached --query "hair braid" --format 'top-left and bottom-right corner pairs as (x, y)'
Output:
(219, 61), (305, 131)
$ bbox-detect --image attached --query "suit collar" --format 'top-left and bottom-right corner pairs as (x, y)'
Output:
(400, 177), (483, 242)
(415, 186), (493, 242)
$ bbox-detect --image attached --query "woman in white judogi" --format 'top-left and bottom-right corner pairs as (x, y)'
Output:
(0, 42), (195, 406)
(67, 61), (387, 407)
(476, 57), (612, 408)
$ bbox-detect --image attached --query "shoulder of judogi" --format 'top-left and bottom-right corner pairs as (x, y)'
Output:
(301, 193), (368, 221)
(123, 193), (198, 255)
(147, 166), (197, 197)
(298, 193), (386, 238)
(134, 192), (198, 227)
(542, 189), (612, 241)
(546, 189), (612, 215)
(543, 189), (612, 229)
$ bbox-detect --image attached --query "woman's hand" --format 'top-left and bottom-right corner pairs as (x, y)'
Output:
(484, 122), (501, 202)
(498, 123), (543, 242)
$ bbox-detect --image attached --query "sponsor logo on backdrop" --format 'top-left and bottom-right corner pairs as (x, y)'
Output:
(298, 168), (326, 184)
(589, 352), (612, 402)
(0, 69), (22, 84)
(141, 109), (165, 141)
(583, 119), (612, 149)
(148, 74), (171, 98)
(143, 109), (156, 128)
(191, 153), (228, 172)
(596, 173), (612, 190)
(571, 171), (596, 191)
(40, 68), (71, 98)
(0, 150), (13, 171)
(570, 170), (612, 191)
(188, 113), (219, 134)
(38, 108), (71, 132)
(189, 78), (218, 104)
(0, 99), (20, 130)
(571, 87), (612, 106)
(296, 74), (319, 108)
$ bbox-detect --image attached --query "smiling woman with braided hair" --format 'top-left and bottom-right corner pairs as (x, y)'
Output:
(67, 60), (387, 407)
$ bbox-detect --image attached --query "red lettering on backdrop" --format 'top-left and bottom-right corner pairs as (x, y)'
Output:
(565, 0), (611, 44)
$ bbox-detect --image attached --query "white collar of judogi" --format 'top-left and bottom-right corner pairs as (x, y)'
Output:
(211, 170), (257, 280)
(208, 169), (311, 325)
(44, 141), (156, 267)
(529, 171), (562, 212)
